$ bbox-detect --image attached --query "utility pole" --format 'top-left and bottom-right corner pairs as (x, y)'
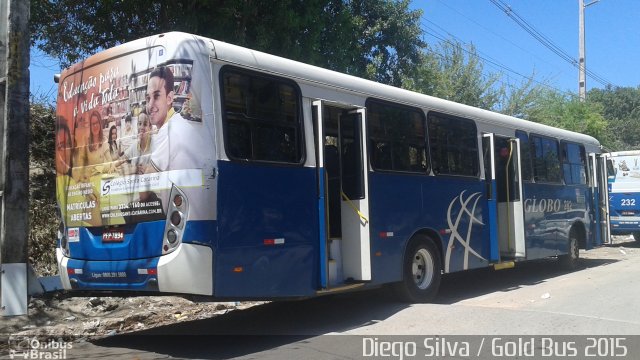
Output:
(579, 0), (599, 102)
(0, 0), (30, 316)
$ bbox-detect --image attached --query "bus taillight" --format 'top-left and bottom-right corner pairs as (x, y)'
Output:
(173, 195), (183, 207)
(167, 229), (178, 245)
(170, 211), (182, 226)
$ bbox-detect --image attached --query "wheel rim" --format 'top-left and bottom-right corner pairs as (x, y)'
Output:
(412, 248), (434, 290)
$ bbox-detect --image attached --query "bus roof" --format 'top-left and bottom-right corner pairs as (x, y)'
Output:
(207, 34), (599, 150)
(607, 150), (640, 157)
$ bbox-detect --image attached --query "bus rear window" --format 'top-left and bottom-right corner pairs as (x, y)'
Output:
(221, 68), (303, 163)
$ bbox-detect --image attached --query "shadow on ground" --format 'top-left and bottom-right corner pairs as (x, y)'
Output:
(91, 251), (622, 359)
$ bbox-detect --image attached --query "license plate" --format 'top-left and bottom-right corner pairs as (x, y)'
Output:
(102, 229), (125, 242)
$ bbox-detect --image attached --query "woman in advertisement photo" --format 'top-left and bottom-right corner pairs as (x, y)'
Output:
(107, 124), (122, 161)
(85, 110), (112, 174)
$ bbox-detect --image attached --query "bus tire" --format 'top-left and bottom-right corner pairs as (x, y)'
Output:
(633, 232), (640, 243)
(394, 237), (441, 303)
(558, 230), (579, 270)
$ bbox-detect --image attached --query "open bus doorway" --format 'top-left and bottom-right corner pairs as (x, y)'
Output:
(313, 101), (371, 290)
(483, 133), (526, 261)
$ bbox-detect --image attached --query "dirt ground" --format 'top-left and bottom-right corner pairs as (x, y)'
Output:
(0, 236), (635, 346)
(1, 294), (265, 338)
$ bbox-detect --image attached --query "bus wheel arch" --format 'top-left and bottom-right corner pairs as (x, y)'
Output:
(573, 221), (587, 249)
(393, 232), (443, 303)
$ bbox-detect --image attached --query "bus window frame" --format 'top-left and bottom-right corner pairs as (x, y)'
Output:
(426, 111), (480, 179)
(529, 133), (563, 184)
(365, 98), (429, 175)
(219, 65), (306, 166)
(560, 140), (588, 186)
(515, 130), (533, 182)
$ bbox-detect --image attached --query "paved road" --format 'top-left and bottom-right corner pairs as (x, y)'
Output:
(29, 238), (640, 359)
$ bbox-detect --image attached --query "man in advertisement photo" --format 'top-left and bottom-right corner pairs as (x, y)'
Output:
(145, 65), (210, 172)
(143, 64), (215, 222)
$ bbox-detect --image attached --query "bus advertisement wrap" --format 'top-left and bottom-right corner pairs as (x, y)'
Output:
(56, 40), (214, 227)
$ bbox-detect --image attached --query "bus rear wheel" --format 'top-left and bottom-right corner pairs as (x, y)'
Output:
(558, 230), (579, 270)
(633, 232), (640, 243)
(394, 237), (442, 303)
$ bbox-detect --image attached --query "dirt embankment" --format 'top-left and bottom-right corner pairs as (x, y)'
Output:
(1, 293), (264, 340)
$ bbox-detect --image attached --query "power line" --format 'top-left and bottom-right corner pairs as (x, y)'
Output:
(420, 19), (577, 98)
(434, 0), (563, 73)
(489, 0), (614, 88)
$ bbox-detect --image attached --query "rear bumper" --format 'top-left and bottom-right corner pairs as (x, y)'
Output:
(57, 243), (213, 295)
(609, 216), (640, 235)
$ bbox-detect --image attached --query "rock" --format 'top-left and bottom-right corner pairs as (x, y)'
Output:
(104, 303), (119, 312)
(29, 299), (46, 309)
(123, 313), (150, 328)
(88, 297), (105, 307)
(103, 318), (125, 330)
(83, 318), (101, 332)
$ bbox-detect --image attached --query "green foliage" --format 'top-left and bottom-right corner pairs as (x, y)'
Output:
(588, 86), (640, 150)
(403, 41), (502, 110)
(29, 97), (58, 275)
(29, 197), (58, 275)
(500, 75), (545, 119)
(31, 0), (425, 86)
(526, 90), (609, 144)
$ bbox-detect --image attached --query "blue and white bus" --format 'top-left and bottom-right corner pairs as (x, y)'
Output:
(605, 150), (640, 242)
(55, 32), (608, 302)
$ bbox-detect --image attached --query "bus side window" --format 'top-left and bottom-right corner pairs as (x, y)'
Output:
(221, 68), (303, 164)
(515, 130), (532, 181)
(366, 99), (427, 173)
(531, 134), (561, 183)
(561, 142), (587, 185)
(427, 112), (478, 177)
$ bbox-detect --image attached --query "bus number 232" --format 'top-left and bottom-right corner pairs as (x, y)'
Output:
(621, 199), (636, 206)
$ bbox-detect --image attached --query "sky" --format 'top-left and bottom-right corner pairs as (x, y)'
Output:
(29, 0), (640, 103)
(415, 0), (640, 95)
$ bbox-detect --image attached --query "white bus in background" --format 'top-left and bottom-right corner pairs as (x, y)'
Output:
(605, 150), (640, 241)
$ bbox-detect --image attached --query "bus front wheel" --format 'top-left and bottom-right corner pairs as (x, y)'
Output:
(633, 232), (640, 243)
(394, 237), (442, 303)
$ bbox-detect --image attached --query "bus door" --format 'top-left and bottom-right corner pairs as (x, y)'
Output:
(313, 101), (371, 289)
(483, 133), (526, 260)
(590, 153), (611, 245)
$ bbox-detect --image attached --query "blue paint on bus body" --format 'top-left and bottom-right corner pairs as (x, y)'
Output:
(213, 160), (319, 298)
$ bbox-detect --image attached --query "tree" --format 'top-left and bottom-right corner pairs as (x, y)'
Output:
(588, 86), (640, 150)
(402, 40), (502, 110)
(30, 0), (425, 86)
(499, 75), (545, 119)
(29, 96), (58, 275)
(526, 90), (609, 146)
